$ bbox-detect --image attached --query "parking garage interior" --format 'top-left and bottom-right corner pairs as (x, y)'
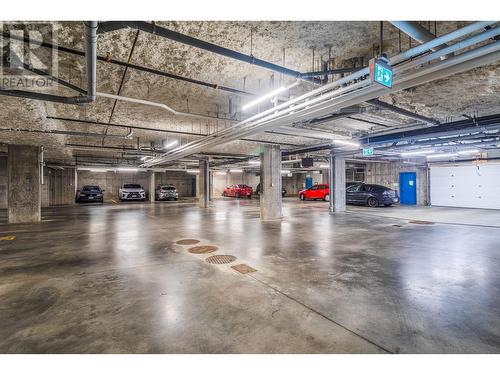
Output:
(1, 13), (500, 366)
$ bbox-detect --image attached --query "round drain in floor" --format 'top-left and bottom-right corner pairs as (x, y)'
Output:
(205, 255), (237, 264)
(176, 239), (200, 245)
(188, 245), (218, 254)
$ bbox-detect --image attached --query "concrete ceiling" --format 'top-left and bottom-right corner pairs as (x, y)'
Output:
(0, 21), (499, 165)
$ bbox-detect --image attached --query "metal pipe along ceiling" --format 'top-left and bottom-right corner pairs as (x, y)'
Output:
(96, 21), (320, 84)
(140, 22), (500, 166)
(390, 21), (451, 55)
(0, 21), (98, 104)
(1, 31), (254, 97)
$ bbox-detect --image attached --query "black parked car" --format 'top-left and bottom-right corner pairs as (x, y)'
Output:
(346, 183), (399, 207)
(76, 185), (104, 203)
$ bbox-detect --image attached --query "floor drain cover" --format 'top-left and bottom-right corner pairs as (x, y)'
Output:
(392, 224), (403, 227)
(176, 239), (200, 245)
(409, 220), (435, 225)
(188, 245), (218, 254)
(231, 264), (257, 274)
(205, 255), (237, 264)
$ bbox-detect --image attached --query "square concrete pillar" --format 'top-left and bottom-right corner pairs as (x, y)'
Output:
(260, 144), (282, 221)
(148, 170), (156, 202)
(198, 159), (209, 208)
(329, 154), (346, 214)
(8, 145), (41, 223)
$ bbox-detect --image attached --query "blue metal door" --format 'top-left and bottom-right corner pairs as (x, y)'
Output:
(399, 172), (417, 205)
(305, 177), (313, 189)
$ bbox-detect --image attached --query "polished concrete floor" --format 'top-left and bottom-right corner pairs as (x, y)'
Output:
(1, 198), (500, 353)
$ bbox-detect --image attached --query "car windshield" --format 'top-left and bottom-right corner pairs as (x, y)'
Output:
(82, 186), (100, 191)
(162, 186), (176, 190)
(123, 184), (141, 189)
(238, 185), (249, 188)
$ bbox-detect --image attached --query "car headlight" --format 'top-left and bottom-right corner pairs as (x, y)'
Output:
(79, 193), (86, 197)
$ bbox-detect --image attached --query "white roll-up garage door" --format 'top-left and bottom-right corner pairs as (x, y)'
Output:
(430, 164), (500, 209)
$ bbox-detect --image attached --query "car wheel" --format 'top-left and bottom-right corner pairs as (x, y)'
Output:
(247, 195), (252, 199)
(324, 194), (330, 202)
(222, 191), (226, 197)
(235, 192), (240, 199)
(367, 197), (378, 207)
(300, 194), (305, 201)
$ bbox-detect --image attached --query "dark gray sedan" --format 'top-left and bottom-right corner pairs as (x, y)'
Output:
(346, 183), (399, 207)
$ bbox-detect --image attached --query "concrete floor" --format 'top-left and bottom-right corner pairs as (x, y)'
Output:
(1, 198), (500, 353)
(348, 204), (500, 228)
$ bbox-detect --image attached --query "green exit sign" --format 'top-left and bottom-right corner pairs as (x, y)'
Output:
(362, 147), (374, 156)
(370, 58), (393, 88)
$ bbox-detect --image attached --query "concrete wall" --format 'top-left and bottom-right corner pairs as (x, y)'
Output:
(0, 156), (7, 209)
(156, 171), (196, 197)
(365, 161), (429, 206)
(212, 171), (259, 197)
(77, 170), (195, 201)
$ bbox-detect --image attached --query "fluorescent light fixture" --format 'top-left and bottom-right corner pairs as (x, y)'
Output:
(186, 169), (199, 174)
(230, 169), (243, 173)
(215, 171), (227, 175)
(89, 169), (107, 173)
(457, 149), (480, 155)
(163, 140), (178, 149)
(248, 160), (261, 165)
(401, 150), (435, 157)
(281, 169), (291, 174)
(115, 167), (140, 172)
(426, 153), (458, 159)
(141, 156), (153, 161)
(333, 139), (360, 148)
(242, 81), (299, 111)
(317, 163), (329, 168)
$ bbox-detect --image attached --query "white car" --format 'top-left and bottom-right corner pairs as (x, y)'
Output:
(119, 183), (146, 201)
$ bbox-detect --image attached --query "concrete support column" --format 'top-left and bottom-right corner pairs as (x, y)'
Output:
(333, 154), (346, 213)
(148, 170), (156, 203)
(260, 144), (282, 221)
(198, 158), (209, 208)
(8, 145), (41, 223)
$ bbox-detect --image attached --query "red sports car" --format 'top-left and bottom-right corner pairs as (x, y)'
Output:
(298, 184), (330, 201)
(223, 184), (253, 198)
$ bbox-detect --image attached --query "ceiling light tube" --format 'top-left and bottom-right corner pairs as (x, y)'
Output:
(242, 81), (299, 111)
(215, 171), (227, 175)
(186, 169), (199, 174)
(230, 169), (243, 173)
(333, 139), (360, 148)
(248, 160), (261, 165)
(163, 140), (178, 149)
(281, 169), (291, 174)
(115, 168), (142, 172)
(457, 149), (480, 155)
(401, 150), (435, 157)
(426, 153), (458, 159)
